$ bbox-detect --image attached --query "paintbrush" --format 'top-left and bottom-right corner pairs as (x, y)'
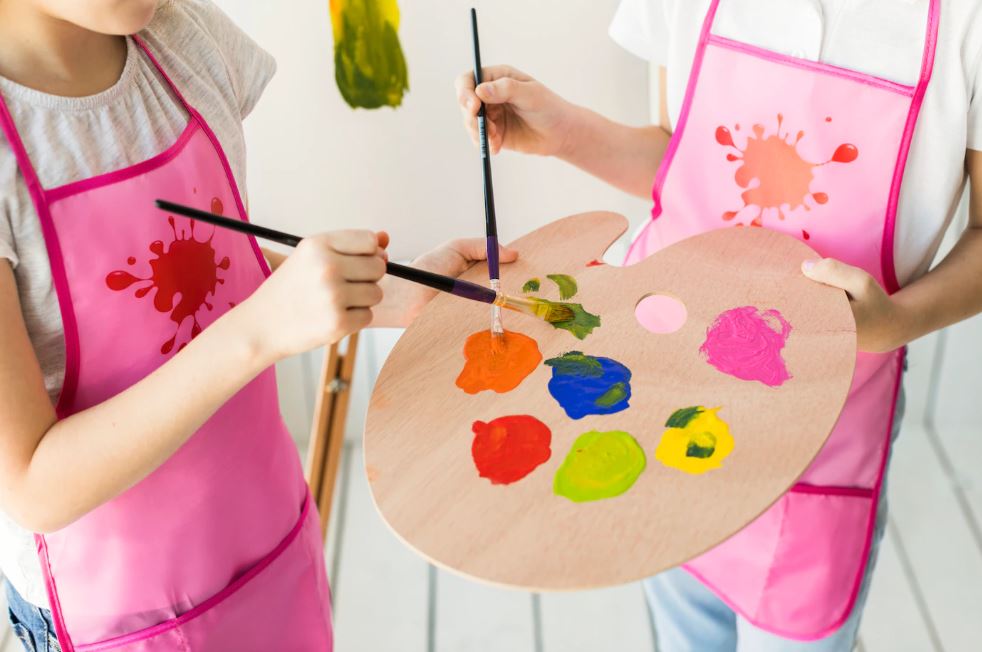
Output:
(470, 8), (505, 338)
(154, 200), (574, 325)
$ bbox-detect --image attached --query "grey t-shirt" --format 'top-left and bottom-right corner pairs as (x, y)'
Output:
(0, 0), (275, 607)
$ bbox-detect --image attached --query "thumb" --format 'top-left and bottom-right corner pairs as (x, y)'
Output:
(802, 258), (871, 298)
(476, 78), (534, 109)
(498, 245), (519, 264)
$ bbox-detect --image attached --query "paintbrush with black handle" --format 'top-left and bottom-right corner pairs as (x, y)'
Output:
(154, 200), (574, 325)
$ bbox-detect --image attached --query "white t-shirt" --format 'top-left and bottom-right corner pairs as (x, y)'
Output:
(0, 0), (275, 608)
(610, 0), (982, 285)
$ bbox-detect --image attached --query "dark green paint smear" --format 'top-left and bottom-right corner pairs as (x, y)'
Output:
(531, 299), (601, 340)
(544, 351), (603, 377)
(595, 382), (629, 408)
(686, 433), (717, 459)
(546, 274), (578, 300)
(334, 0), (409, 109)
(666, 406), (704, 429)
(523, 278), (541, 294)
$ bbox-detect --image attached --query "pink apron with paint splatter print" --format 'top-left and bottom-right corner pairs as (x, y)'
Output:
(623, 0), (939, 640)
(0, 37), (333, 650)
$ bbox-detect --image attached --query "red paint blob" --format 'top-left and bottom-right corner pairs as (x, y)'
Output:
(471, 415), (552, 485)
(723, 211), (739, 221)
(802, 230), (811, 240)
(832, 144), (859, 163)
(106, 217), (231, 355)
(586, 259), (604, 267)
(211, 197), (224, 215)
(127, 257), (136, 265)
(715, 126), (735, 147)
(825, 116), (833, 123)
(812, 192), (829, 205)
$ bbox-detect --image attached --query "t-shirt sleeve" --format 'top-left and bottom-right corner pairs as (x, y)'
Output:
(0, 210), (18, 268)
(609, 0), (669, 65)
(969, 50), (982, 150)
(172, 0), (277, 119)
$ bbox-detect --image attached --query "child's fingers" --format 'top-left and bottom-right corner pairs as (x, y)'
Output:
(324, 230), (379, 256)
(340, 254), (386, 282)
(498, 246), (519, 264)
(342, 282), (385, 308)
(454, 72), (480, 113)
(480, 64), (534, 83)
(801, 258), (874, 299)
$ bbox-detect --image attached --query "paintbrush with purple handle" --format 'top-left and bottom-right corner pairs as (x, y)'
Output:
(154, 200), (574, 325)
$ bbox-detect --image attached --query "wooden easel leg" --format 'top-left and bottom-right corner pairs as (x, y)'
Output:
(305, 333), (360, 540)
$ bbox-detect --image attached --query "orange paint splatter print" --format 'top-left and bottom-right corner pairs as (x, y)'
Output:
(715, 114), (858, 229)
(106, 201), (231, 355)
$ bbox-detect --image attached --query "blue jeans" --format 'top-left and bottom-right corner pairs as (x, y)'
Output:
(4, 581), (60, 652)
(645, 387), (905, 651)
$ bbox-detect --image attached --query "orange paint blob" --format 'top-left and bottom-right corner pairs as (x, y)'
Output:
(456, 330), (542, 395)
(716, 114), (858, 226)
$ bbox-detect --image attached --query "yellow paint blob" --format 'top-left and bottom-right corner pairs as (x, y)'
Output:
(655, 407), (734, 475)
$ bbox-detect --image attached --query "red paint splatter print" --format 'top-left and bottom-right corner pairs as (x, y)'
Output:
(106, 201), (231, 355)
(471, 415), (552, 485)
(716, 114), (858, 228)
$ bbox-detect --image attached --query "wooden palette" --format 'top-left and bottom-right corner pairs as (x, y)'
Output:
(364, 212), (855, 591)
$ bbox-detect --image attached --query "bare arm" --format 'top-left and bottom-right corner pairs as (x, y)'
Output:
(455, 65), (671, 200)
(803, 150), (982, 352)
(0, 231), (385, 533)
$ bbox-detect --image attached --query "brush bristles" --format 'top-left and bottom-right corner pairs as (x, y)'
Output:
(542, 304), (575, 323)
(499, 295), (575, 324)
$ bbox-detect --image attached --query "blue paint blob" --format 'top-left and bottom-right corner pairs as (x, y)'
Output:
(544, 352), (632, 419)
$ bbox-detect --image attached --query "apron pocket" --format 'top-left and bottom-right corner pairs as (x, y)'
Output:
(756, 485), (874, 639)
(76, 495), (332, 652)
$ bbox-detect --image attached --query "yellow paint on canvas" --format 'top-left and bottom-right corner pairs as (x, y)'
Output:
(329, 0), (408, 109)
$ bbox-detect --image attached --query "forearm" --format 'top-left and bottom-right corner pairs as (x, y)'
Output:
(558, 105), (670, 200)
(890, 226), (982, 345)
(13, 302), (276, 532)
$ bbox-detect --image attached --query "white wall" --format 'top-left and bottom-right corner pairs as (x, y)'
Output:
(211, 0), (651, 260)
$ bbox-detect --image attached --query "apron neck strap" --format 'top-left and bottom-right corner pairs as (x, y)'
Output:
(0, 34), (203, 194)
(0, 90), (44, 198)
(130, 34), (199, 121)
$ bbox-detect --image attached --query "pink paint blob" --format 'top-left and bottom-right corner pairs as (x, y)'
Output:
(699, 306), (792, 387)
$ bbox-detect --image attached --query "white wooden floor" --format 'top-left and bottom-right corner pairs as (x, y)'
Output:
(0, 261), (979, 652)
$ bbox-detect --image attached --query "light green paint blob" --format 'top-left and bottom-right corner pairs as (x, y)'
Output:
(554, 430), (646, 503)
(522, 278), (541, 294)
(546, 274), (578, 300)
(330, 0), (409, 109)
(530, 299), (601, 340)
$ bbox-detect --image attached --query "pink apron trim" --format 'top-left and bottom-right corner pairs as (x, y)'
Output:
(46, 121), (199, 203)
(789, 484), (874, 499)
(73, 494), (312, 651)
(881, 0), (941, 293)
(131, 35), (272, 280)
(707, 35), (916, 96)
(0, 94), (82, 415)
(34, 534), (74, 649)
(624, 0), (722, 267)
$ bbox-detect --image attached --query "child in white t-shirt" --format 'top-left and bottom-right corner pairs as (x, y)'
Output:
(457, 0), (982, 649)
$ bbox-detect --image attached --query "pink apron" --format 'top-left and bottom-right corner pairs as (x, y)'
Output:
(624, 0), (939, 640)
(0, 37), (333, 650)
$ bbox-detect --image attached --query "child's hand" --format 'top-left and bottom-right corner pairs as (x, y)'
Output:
(241, 230), (387, 359)
(373, 238), (519, 328)
(802, 258), (909, 353)
(455, 65), (574, 157)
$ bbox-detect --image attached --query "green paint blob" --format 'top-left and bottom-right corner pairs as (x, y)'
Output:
(554, 430), (646, 503)
(666, 406), (704, 428)
(595, 382), (629, 408)
(531, 299), (601, 340)
(544, 351), (604, 377)
(331, 0), (409, 109)
(686, 432), (717, 459)
(546, 274), (578, 300)
(522, 278), (541, 294)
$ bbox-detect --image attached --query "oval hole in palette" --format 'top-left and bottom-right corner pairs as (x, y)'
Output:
(364, 212), (855, 591)
(636, 293), (688, 334)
